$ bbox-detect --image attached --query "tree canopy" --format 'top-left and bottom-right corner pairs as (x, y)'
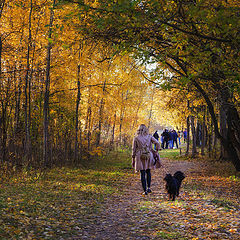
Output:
(60, 0), (240, 169)
(0, 0), (239, 170)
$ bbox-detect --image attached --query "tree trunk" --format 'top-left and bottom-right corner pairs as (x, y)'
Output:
(191, 115), (197, 157)
(87, 106), (92, 152)
(84, 87), (91, 132)
(131, 98), (142, 130)
(208, 129), (212, 157)
(213, 128), (217, 159)
(74, 62), (81, 162)
(0, 36), (3, 163)
(96, 77), (107, 147)
(43, 0), (56, 167)
(0, 0), (5, 19)
(225, 105), (240, 169)
(110, 112), (116, 148)
(196, 120), (201, 147)
(1, 77), (10, 165)
(185, 116), (190, 156)
(148, 89), (154, 129)
(14, 68), (22, 136)
(185, 100), (190, 156)
(119, 99), (124, 145)
(219, 101), (228, 160)
(201, 106), (206, 156)
(218, 86), (240, 168)
(96, 98), (104, 147)
(24, 0), (33, 165)
(0, 37), (7, 164)
(119, 91), (128, 146)
(191, 78), (240, 171)
(103, 117), (110, 145)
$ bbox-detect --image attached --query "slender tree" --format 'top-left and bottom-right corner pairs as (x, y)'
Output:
(74, 43), (82, 162)
(43, 0), (56, 167)
(24, 0), (33, 164)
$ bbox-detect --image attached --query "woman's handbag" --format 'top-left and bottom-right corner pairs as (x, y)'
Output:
(151, 149), (161, 166)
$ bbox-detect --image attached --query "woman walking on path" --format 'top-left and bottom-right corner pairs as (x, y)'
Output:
(132, 124), (161, 195)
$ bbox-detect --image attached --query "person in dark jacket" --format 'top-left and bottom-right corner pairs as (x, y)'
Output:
(153, 131), (159, 150)
(153, 131), (159, 141)
(183, 129), (187, 143)
(172, 130), (178, 148)
(161, 129), (169, 149)
(168, 130), (173, 149)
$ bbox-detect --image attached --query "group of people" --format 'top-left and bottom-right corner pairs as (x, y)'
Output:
(153, 129), (187, 149)
(131, 124), (187, 195)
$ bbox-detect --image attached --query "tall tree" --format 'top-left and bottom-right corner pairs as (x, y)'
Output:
(64, 0), (240, 170)
(74, 43), (82, 162)
(24, 0), (33, 164)
(43, 0), (56, 167)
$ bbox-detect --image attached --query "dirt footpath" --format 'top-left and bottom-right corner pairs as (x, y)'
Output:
(77, 159), (240, 240)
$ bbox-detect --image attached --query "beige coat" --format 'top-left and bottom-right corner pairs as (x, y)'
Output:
(132, 134), (161, 171)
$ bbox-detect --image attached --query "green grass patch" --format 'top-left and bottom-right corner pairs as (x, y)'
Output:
(160, 148), (182, 159)
(210, 198), (237, 210)
(228, 175), (240, 182)
(155, 230), (184, 239)
(0, 150), (133, 239)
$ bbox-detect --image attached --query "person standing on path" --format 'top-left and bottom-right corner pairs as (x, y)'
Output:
(132, 124), (161, 195)
(172, 129), (178, 149)
(161, 129), (169, 149)
(153, 130), (160, 150)
(178, 130), (183, 146)
(168, 129), (173, 149)
(183, 129), (187, 143)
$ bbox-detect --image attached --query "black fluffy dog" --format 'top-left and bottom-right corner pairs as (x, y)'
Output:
(164, 171), (185, 201)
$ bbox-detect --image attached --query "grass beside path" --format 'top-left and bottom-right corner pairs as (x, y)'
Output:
(0, 150), (133, 239)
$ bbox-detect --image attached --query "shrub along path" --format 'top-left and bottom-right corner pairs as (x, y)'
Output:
(0, 151), (240, 239)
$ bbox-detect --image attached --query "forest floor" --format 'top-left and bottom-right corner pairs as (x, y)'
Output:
(0, 149), (240, 239)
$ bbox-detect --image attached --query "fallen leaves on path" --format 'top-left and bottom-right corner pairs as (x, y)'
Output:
(0, 155), (240, 239)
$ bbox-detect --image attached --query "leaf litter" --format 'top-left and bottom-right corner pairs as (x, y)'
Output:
(0, 156), (240, 239)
